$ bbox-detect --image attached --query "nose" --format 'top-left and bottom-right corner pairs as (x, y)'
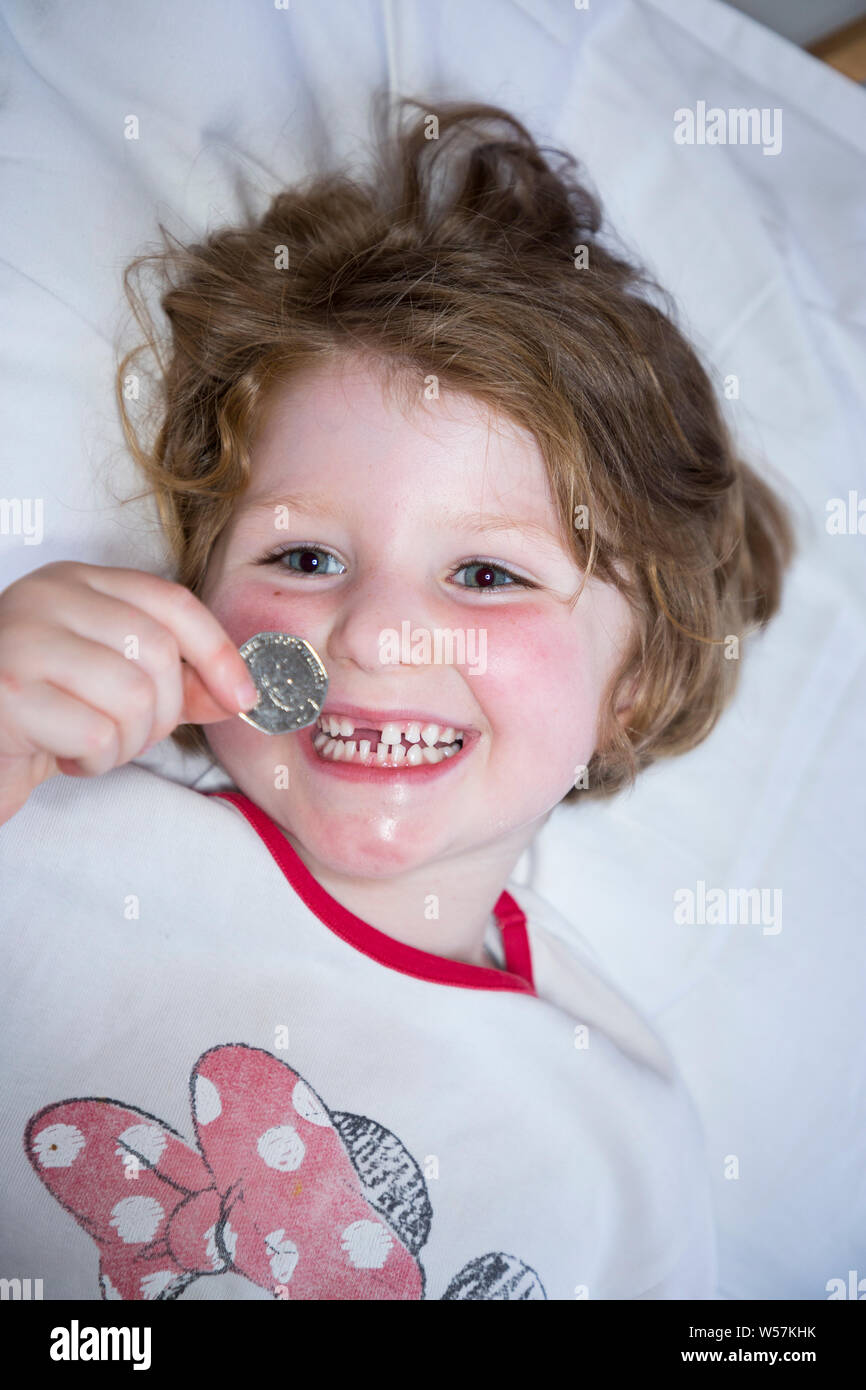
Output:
(322, 564), (456, 677)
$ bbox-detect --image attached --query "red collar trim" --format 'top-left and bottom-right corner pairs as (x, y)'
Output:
(202, 790), (536, 995)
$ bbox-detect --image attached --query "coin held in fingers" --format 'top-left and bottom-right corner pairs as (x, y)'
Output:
(236, 632), (328, 734)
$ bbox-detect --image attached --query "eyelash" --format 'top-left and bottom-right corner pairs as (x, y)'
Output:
(257, 543), (535, 593)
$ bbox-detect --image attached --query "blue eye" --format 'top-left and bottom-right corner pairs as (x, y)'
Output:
(258, 545), (532, 592)
(263, 545), (345, 576)
(450, 560), (530, 591)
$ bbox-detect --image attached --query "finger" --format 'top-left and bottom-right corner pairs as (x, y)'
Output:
(77, 567), (258, 714)
(179, 661), (254, 726)
(0, 626), (153, 770)
(0, 679), (120, 777)
(54, 757), (86, 776)
(9, 590), (186, 751)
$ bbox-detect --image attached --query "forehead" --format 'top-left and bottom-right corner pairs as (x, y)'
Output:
(242, 355), (561, 532)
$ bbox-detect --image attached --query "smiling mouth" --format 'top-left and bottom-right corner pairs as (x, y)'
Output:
(313, 715), (466, 767)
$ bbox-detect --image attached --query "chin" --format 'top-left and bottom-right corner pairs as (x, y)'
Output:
(300, 812), (447, 875)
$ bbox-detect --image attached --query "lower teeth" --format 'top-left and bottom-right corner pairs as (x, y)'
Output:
(313, 734), (464, 766)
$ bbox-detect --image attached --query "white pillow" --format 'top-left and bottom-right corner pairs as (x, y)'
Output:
(1, 0), (863, 1299)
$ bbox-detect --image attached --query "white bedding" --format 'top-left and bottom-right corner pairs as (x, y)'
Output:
(1, 0), (864, 1299)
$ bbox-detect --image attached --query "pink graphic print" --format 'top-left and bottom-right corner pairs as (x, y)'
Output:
(25, 1044), (546, 1301)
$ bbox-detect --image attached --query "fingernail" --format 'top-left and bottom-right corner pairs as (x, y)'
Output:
(235, 678), (259, 710)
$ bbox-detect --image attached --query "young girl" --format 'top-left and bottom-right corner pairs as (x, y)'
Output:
(0, 98), (795, 1300)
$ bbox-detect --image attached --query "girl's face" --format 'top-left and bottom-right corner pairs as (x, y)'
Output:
(199, 355), (634, 879)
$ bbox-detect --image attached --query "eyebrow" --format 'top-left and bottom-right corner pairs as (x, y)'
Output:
(239, 493), (564, 546)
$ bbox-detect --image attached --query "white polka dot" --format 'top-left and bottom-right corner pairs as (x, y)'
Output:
(100, 1272), (122, 1301)
(140, 1269), (183, 1300)
(256, 1125), (305, 1171)
(109, 1195), (165, 1244)
(193, 1075), (222, 1126)
(340, 1220), (394, 1269)
(32, 1123), (86, 1168)
(265, 1228), (299, 1284)
(292, 1080), (331, 1127)
(116, 1124), (167, 1166)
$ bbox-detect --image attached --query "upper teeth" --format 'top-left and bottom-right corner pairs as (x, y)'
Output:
(316, 716), (463, 746)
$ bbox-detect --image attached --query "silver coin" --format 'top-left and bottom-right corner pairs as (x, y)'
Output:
(236, 632), (328, 734)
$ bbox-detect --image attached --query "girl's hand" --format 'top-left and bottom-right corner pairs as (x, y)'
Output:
(0, 561), (258, 826)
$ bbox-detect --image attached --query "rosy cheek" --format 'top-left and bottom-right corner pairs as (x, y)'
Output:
(480, 609), (596, 763)
(206, 586), (314, 650)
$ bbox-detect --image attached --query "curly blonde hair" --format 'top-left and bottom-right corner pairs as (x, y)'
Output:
(116, 93), (796, 803)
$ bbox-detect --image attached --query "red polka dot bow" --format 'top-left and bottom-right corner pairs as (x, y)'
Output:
(25, 1044), (425, 1300)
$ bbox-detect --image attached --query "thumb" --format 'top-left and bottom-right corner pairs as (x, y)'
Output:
(179, 660), (256, 727)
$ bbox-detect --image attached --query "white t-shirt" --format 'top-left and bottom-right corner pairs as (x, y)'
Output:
(0, 763), (717, 1300)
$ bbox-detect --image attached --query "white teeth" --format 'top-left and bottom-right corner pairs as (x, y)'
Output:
(315, 713), (467, 766)
(372, 739), (403, 761)
(316, 732), (464, 767)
